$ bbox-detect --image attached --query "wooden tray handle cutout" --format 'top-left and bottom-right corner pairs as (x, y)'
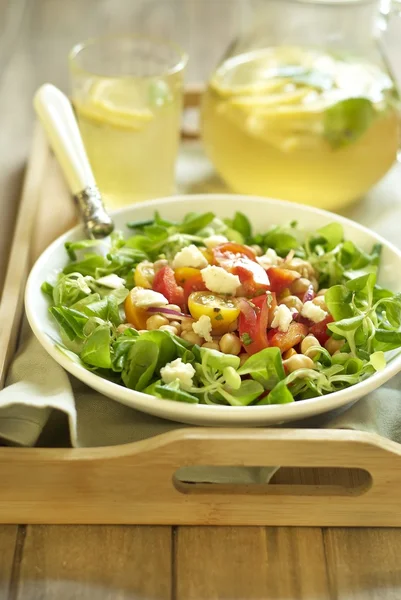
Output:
(173, 466), (373, 497)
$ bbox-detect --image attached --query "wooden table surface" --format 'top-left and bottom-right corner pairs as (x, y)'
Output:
(1, 1), (401, 598)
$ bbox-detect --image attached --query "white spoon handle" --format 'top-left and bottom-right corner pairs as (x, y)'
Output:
(33, 84), (114, 239)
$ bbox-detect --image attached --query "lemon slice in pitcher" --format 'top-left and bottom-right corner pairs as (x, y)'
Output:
(76, 79), (154, 130)
(230, 87), (312, 109)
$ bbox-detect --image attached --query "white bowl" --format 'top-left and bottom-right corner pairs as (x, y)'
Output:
(25, 194), (401, 426)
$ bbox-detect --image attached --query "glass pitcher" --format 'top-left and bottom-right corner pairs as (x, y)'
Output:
(201, 0), (401, 210)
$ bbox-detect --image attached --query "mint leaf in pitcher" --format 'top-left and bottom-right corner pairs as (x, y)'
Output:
(324, 97), (375, 149)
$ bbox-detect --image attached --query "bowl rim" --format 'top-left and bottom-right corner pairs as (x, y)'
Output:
(25, 193), (401, 423)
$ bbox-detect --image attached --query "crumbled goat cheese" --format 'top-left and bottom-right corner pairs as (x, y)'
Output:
(301, 301), (327, 323)
(172, 244), (208, 269)
(271, 304), (293, 332)
(192, 315), (213, 342)
(256, 248), (280, 269)
(201, 266), (241, 295)
(129, 287), (168, 308)
(160, 358), (196, 390)
(203, 235), (229, 249)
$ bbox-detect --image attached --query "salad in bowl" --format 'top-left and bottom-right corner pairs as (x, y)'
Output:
(37, 200), (401, 411)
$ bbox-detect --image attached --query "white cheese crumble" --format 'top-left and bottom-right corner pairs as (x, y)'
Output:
(96, 274), (126, 289)
(129, 287), (168, 308)
(256, 248), (280, 269)
(160, 358), (196, 391)
(192, 315), (213, 342)
(172, 244), (208, 269)
(271, 304), (293, 332)
(203, 235), (229, 249)
(201, 265), (241, 295)
(301, 301), (327, 323)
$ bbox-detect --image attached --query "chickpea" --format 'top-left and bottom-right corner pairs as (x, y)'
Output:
(181, 317), (195, 331)
(290, 277), (311, 295)
(153, 259), (168, 272)
(146, 314), (169, 330)
(300, 334), (321, 359)
(117, 323), (134, 334)
(165, 304), (181, 314)
(228, 318), (239, 333)
(317, 288), (328, 297)
(169, 320), (182, 335)
(280, 295), (303, 312)
(310, 276), (319, 292)
(250, 244), (263, 256)
(279, 288), (292, 300)
(239, 353), (249, 366)
(219, 333), (242, 355)
(202, 341), (220, 350)
(158, 324), (179, 335)
(282, 348), (297, 360)
(312, 296), (328, 311)
(283, 354), (316, 373)
(325, 337), (345, 355)
(286, 258), (315, 279)
(181, 330), (203, 346)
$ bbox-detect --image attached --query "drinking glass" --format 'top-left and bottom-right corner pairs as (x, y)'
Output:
(69, 35), (188, 209)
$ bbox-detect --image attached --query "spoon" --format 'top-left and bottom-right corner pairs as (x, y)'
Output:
(33, 83), (114, 239)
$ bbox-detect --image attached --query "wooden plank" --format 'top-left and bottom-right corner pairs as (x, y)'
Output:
(0, 525), (18, 600)
(175, 526), (329, 599)
(13, 525), (172, 600)
(324, 528), (401, 600)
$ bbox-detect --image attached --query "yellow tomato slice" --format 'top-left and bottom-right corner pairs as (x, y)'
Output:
(199, 248), (214, 264)
(124, 291), (149, 329)
(134, 261), (155, 289)
(174, 267), (201, 287)
(188, 291), (240, 334)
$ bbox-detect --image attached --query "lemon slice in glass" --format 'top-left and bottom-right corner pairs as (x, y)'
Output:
(76, 79), (154, 130)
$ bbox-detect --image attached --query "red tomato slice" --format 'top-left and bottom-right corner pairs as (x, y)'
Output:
(183, 273), (207, 303)
(309, 315), (334, 345)
(238, 293), (275, 356)
(153, 266), (185, 309)
(267, 267), (300, 294)
(213, 243), (257, 264)
(268, 322), (309, 353)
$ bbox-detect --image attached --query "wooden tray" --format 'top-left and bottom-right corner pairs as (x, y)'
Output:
(1, 89), (401, 527)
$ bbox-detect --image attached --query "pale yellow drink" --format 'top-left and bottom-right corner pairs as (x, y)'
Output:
(70, 37), (187, 209)
(201, 47), (399, 210)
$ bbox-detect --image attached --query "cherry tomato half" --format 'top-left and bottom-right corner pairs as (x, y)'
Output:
(232, 259), (270, 296)
(124, 292), (149, 329)
(268, 322), (309, 353)
(238, 293), (275, 355)
(183, 273), (208, 304)
(309, 315), (334, 345)
(153, 266), (185, 309)
(213, 242), (257, 264)
(174, 267), (201, 287)
(267, 267), (300, 294)
(188, 291), (240, 334)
